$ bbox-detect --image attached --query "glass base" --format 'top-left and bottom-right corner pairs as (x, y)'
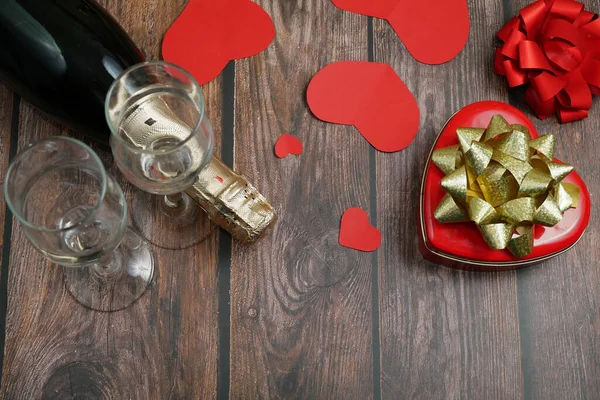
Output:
(63, 227), (154, 312)
(130, 190), (216, 250)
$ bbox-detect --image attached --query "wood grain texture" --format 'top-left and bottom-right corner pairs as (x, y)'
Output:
(0, 84), (13, 278)
(230, 1), (374, 399)
(0, 1), (222, 398)
(504, 1), (600, 399)
(2, 0), (600, 399)
(373, 1), (523, 398)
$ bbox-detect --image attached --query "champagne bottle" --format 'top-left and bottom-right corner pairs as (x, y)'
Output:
(0, 0), (143, 145)
(0, 0), (276, 243)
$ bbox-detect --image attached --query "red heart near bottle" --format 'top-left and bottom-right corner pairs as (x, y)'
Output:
(162, 0), (276, 85)
(330, 0), (470, 64)
(339, 208), (381, 252)
(307, 61), (420, 153)
(274, 134), (303, 158)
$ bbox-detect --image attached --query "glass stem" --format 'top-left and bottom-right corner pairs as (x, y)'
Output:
(164, 193), (185, 209)
(159, 192), (197, 223)
(91, 250), (123, 282)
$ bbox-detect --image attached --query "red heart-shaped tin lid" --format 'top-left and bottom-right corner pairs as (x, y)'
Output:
(419, 101), (591, 269)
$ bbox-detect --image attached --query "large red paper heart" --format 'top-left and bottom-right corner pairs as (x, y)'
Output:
(307, 62), (420, 153)
(331, 0), (470, 65)
(274, 134), (303, 158)
(339, 208), (381, 252)
(162, 0), (275, 85)
(418, 101), (591, 271)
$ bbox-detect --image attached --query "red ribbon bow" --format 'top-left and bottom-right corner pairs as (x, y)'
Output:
(495, 0), (600, 123)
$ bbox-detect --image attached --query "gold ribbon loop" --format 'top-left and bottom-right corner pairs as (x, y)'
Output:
(497, 197), (536, 224)
(533, 195), (563, 226)
(432, 114), (579, 258)
(479, 223), (514, 249)
(529, 135), (555, 161)
(483, 115), (513, 141)
(507, 225), (534, 258)
(441, 165), (468, 202)
(458, 127), (486, 153)
(434, 193), (468, 223)
(547, 162), (574, 182)
(494, 129), (531, 161)
(465, 142), (494, 176)
(432, 145), (460, 174)
(553, 183), (574, 212)
(562, 183), (580, 207)
(518, 169), (552, 197)
(468, 197), (498, 225)
(477, 163), (519, 207)
(491, 150), (533, 183)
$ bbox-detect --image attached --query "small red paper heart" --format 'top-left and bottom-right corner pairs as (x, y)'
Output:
(418, 101), (591, 270)
(331, 0), (470, 64)
(339, 208), (381, 252)
(307, 62), (420, 153)
(274, 134), (303, 158)
(162, 0), (275, 85)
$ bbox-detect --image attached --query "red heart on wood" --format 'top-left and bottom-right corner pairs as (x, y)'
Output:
(274, 134), (303, 158)
(339, 208), (381, 252)
(418, 101), (591, 271)
(162, 0), (275, 85)
(330, 0), (470, 64)
(307, 62), (420, 153)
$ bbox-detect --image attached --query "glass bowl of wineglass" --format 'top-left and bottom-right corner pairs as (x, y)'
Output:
(105, 61), (216, 249)
(4, 137), (154, 311)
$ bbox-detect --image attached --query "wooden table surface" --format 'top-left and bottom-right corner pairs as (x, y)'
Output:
(1, 0), (600, 398)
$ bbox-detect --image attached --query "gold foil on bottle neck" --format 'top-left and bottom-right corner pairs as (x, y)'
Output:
(185, 158), (276, 243)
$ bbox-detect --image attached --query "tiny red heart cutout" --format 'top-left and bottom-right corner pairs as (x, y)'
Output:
(307, 62), (420, 153)
(274, 134), (303, 158)
(162, 0), (275, 85)
(330, 0), (470, 64)
(339, 208), (381, 252)
(418, 101), (591, 270)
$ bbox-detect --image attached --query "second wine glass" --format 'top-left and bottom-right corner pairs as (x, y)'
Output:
(4, 137), (154, 312)
(106, 61), (215, 249)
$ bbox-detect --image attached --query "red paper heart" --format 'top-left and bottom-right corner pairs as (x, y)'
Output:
(274, 134), (303, 158)
(339, 208), (381, 252)
(418, 101), (591, 270)
(307, 62), (420, 153)
(162, 0), (275, 85)
(331, 0), (470, 64)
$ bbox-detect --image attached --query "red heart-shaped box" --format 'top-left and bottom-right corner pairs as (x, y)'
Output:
(418, 101), (591, 271)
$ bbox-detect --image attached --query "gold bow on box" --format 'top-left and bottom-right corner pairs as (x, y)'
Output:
(432, 115), (580, 258)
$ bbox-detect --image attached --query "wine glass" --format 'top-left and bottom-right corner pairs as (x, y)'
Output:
(4, 137), (154, 312)
(105, 61), (215, 250)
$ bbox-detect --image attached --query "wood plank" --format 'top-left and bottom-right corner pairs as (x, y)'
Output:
(373, 1), (523, 398)
(230, 1), (374, 398)
(1, 1), (221, 398)
(504, 1), (600, 398)
(0, 84), (13, 281)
